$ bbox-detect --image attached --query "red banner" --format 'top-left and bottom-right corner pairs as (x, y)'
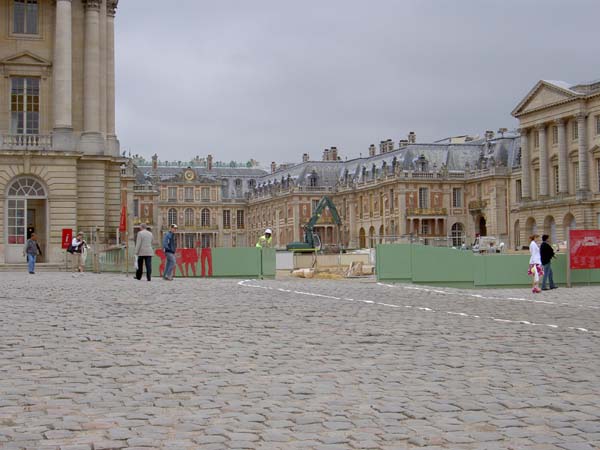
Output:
(61, 228), (73, 249)
(119, 206), (127, 232)
(569, 229), (600, 269)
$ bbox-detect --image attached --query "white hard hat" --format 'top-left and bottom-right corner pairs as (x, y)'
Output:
(265, 228), (272, 234)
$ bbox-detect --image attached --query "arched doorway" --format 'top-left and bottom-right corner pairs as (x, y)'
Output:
(368, 226), (375, 248)
(563, 213), (576, 242)
(379, 225), (384, 244)
(543, 215), (556, 243)
(359, 227), (366, 248)
(513, 220), (521, 250)
(476, 215), (487, 236)
(525, 217), (537, 238)
(5, 177), (47, 263)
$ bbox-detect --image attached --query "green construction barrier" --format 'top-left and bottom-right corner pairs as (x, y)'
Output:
(149, 247), (274, 278)
(377, 244), (600, 287)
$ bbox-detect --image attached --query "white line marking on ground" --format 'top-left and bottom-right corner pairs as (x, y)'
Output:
(238, 280), (598, 336)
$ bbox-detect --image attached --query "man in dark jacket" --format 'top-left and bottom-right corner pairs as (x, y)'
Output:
(540, 234), (557, 290)
(162, 224), (177, 280)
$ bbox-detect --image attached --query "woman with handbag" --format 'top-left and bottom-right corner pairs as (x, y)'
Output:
(71, 232), (88, 272)
(528, 234), (543, 294)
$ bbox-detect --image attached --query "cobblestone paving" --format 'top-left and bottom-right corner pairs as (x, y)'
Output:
(1, 272), (599, 450)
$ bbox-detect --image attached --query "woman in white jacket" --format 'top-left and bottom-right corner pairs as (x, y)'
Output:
(528, 234), (543, 293)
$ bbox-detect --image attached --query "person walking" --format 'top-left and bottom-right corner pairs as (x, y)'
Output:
(23, 232), (41, 274)
(540, 234), (558, 290)
(71, 231), (88, 272)
(528, 234), (543, 293)
(255, 228), (273, 248)
(162, 224), (177, 280)
(134, 223), (154, 281)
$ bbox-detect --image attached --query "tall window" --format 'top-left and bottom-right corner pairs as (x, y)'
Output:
(201, 208), (210, 227)
(11, 77), (39, 135)
(13, 0), (38, 35)
(418, 187), (429, 208)
(596, 116), (600, 136)
(389, 189), (394, 213)
(167, 208), (177, 226)
(168, 187), (177, 201)
(597, 160), (600, 192)
(359, 196), (363, 217)
(534, 130), (540, 148)
(552, 126), (558, 145)
(133, 199), (139, 217)
(452, 188), (462, 207)
(379, 193), (384, 216)
(572, 120), (578, 141)
(223, 209), (231, 228)
(7, 199), (26, 244)
(515, 179), (522, 203)
(184, 208), (194, 226)
(236, 210), (245, 229)
(553, 166), (560, 194)
(201, 187), (210, 201)
(533, 170), (539, 198)
(450, 223), (465, 247)
(421, 221), (429, 235)
(574, 163), (579, 190)
(311, 199), (319, 214)
(184, 187), (194, 202)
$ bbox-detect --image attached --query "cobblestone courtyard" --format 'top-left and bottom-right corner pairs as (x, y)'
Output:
(1, 273), (599, 450)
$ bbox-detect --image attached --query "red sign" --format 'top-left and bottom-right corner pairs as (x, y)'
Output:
(61, 228), (73, 249)
(569, 229), (600, 269)
(119, 206), (127, 232)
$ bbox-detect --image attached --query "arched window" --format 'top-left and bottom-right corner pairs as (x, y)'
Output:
(451, 223), (465, 247)
(7, 177), (46, 197)
(168, 208), (177, 226)
(184, 208), (194, 226)
(201, 208), (210, 227)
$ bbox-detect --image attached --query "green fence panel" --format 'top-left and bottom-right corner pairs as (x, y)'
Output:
(260, 248), (276, 278)
(473, 254), (531, 286)
(376, 244), (413, 281)
(411, 245), (474, 284)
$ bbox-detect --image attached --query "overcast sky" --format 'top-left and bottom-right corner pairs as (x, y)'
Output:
(115, 0), (600, 165)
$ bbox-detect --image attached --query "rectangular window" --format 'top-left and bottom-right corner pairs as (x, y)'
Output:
(184, 187), (194, 202)
(418, 187), (428, 208)
(533, 170), (539, 198)
(201, 187), (210, 201)
(359, 196), (363, 218)
(167, 187), (177, 201)
(223, 209), (231, 229)
(552, 126), (558, 145)
(534, 130), (540, 148)
(7, 199), (25, 244)
(389, 189), (394, 213)
(572, 120), (578, 141)
(574, 163), (579, 191)
(515, 179), (522, 203)
(379, 193), (384, 216)
(133, 199), (139, 217)
(311, 199), (319, 214)
(13, 0), (38, 35)
(420, 221), (429, 235)
(597, 159), (600, 192)
(11, 77), (39, 135)
(236, 210), (245, 229)
(596, 116), (600, 135)
(369, 194), (373, 217)
(553, 166), (560, 194)
(452, 187), (462, 207)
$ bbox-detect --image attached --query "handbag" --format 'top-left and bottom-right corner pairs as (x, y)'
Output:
(66, 244), (75, 254)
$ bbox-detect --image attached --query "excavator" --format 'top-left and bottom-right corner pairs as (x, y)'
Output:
(286, 196), (343, 252)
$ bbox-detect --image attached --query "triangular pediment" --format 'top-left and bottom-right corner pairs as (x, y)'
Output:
(0, 51), (52, 67)
(512, 80), (580, 117)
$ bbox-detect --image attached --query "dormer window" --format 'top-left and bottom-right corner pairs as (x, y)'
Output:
(248, 179), (256, 189)
(417, 154), (428, 172)
(309, 170), (318, 187)
(13, 0), (38, 35)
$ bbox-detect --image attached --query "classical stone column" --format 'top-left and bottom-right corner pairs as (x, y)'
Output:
(52, 0), (73, 150)
(79, 0), (104, 154)
(99, 0), (107, 136)
(519, 128), (531, 199)
(537, 124), (549, 197)
(106, 1), (119, 155)
(556, 118), (568, 194)
(577, 113), (589, 192)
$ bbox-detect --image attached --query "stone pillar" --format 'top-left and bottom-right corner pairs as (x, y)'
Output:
(80, 0), (105, 154)
(52, 0), (74, 150)
(556, 118), (568, 194)
(106, 1), (119, 156)
(99, 0), (107, 136)
(577, 113), (589, 192)
(520, 128), (531, 199)
(537, 124), (549, 197)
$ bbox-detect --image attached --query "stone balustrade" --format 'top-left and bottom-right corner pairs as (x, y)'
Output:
(2, 134), (53, 150)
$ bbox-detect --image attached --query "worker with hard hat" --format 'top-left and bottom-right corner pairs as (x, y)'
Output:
(256, 228), (273, 248)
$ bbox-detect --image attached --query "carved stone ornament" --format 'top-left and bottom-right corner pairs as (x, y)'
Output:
(82, 0), (101, 11)
(107, 0), (118, 16)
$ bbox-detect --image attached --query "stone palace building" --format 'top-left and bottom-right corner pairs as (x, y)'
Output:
(134, 77), (600, 252)
(0, 0), (125, 263)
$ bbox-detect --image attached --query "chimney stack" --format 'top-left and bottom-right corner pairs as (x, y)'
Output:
(302, 153), (310, 163)
(152, 153), (158, 171)
(386, 139), (393, 153)
(485, 130), (495, 140)
(399, 139), (408, 147)
(330, 146), (338, 161)
(379, 140), (386, 154)
(408, 132), (416, 144)
(322, 148), (330, 161)
(271, 161), (277, 173)
(369, 144), (376, 157)
(207, 154), (213, 171)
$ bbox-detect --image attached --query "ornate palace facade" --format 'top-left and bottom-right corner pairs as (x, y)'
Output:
(0, 0), (125, 263)
(135, 78), (600, 252)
